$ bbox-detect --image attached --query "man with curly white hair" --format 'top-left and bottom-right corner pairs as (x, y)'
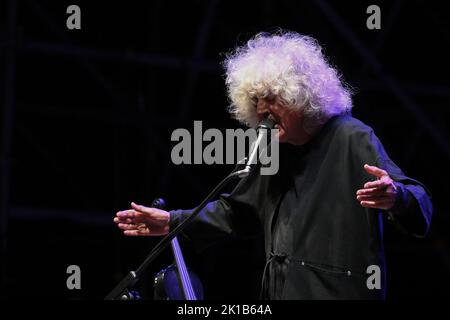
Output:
(114, 31), (432, 299)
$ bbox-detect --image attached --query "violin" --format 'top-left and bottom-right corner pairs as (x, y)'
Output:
(152, 198), (204, 300)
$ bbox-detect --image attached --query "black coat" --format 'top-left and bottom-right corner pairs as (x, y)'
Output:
(170, 114), (433, 299)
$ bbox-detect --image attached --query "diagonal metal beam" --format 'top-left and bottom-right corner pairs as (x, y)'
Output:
(312, 0), (450, 159)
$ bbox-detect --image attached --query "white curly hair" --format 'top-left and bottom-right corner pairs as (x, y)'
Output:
(224, 31), (353, 131)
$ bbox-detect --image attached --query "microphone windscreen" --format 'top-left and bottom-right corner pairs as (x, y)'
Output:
(258, 118), (275, 130)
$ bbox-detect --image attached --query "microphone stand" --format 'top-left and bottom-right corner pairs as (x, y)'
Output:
(105, 161), (250, 300)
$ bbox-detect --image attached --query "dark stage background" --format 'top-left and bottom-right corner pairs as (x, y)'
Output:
(0, 0), (449, 300)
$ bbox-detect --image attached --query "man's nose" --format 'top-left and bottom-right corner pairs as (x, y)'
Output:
(256, 102), (271, 120)
(257, 110), (270, 120)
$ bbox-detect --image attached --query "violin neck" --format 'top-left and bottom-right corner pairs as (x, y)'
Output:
(171, 237), (197, 300)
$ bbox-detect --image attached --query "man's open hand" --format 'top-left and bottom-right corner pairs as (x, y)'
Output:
(356, 164), (398, 210)
(113, 202), (170, 236)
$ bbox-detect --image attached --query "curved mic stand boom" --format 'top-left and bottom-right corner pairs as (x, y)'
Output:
(105, 161), (250, 300)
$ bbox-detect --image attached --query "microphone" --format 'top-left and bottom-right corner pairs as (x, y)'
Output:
(239, 118), (275, 177)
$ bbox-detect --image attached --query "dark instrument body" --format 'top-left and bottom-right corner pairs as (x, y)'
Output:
(154, 264), (204, 300)
(151, 198), (204, 300)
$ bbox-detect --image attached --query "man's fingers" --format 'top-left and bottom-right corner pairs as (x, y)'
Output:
(124, 229), (150, 236)
(356, 194), (389, 201)
(360, 200), (393, 210)
(356, 187), (387, 196)
(118, 223), (139, 230)
(114, 216), (127, 224)
(117, 208), (149, 224)
(124, 230), (142, 236)
(364, 164), (388, 178)
(131, 202), (155, 215)
(363, 179), (389, 189)
(116, 209), (136, 218)
(115, 210), (140, 224)
(114, 217), (134, 224)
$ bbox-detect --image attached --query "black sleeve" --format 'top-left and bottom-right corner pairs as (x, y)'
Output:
(353, 127), (433, 238)
(169, 195), (235, 253)
(169, 168), (264, 253)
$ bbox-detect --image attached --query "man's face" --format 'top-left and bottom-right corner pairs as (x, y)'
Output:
(255, 96), (307, 145)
